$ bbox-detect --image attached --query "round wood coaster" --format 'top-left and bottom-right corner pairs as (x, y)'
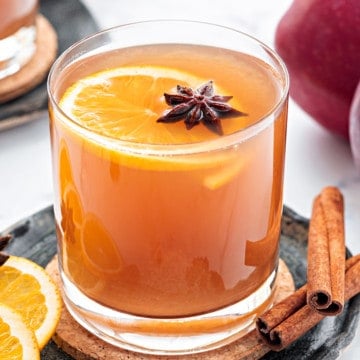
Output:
(0, 14), (58, 104)
(46, 257), (295, 360)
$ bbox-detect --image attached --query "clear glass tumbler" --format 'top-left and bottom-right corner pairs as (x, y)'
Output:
(48, 20), (289, 355)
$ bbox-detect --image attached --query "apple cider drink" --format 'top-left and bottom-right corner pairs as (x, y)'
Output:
(48, 21), (288, 354)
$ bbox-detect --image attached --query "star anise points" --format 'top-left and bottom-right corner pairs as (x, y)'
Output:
(157, 81), (247, 135)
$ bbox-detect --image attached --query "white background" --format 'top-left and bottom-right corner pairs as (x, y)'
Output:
(0, 0), (359, 358)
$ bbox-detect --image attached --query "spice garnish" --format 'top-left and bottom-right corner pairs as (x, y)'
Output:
(157, 80), (247, 135)
(307, 187), (345, 315)
(0, 234), (11, 266)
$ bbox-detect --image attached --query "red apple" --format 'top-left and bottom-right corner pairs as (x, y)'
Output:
(350, 81), (360, 170)
(275, 0), (360, 140)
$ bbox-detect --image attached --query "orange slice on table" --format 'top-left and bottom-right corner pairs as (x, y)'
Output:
(59, 65), (244, 145)
(0, 256), (62, 350)
(0, 304), (40, 360)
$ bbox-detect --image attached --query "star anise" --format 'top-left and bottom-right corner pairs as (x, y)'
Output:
(157, 80), (247, 135)
(0, 234), (12, 266)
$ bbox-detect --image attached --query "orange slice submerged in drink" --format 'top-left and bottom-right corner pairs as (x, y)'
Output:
(80, 214), (124, 276)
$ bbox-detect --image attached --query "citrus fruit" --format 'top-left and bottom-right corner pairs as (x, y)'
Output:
(0, 303), (40, 360)
(203, 158), (246, 190)
(60, 183), (83, 245)
(80, 214), (124, 275)
(0, 256), (62, 349)
(59, 65), (244, 145)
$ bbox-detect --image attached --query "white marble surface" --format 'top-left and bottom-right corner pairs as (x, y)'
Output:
(0, 0), (359, 358)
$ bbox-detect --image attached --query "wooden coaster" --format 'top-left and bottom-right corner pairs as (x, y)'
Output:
(0, 14), (58, 103)
(46, 257), (295, 360)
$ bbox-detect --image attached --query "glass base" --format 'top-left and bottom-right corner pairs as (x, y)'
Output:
(0, 25), (36, 79)
(60, 268), (277, 355)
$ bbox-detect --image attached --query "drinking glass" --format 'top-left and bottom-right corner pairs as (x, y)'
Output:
(48, 20), (289, 355)
(0, 0), (38, 79)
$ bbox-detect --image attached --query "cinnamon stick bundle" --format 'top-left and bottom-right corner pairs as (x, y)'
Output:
(307, 186), (345, 315)
(256, 254), (360, 351)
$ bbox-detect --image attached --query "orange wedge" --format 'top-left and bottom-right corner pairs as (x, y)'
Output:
(0, 304), (40, 360)
(0, 256), (62, 349)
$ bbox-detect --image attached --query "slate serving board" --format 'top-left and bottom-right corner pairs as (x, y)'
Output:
(1, 205), (359, 360)
(0, 0), (99, 130)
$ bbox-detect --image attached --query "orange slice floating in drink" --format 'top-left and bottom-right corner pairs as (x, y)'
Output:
(59, 65), (248, 184)
(59, 65), (245, 145)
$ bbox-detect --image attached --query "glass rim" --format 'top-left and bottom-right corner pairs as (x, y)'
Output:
(47, 19), (289, 156)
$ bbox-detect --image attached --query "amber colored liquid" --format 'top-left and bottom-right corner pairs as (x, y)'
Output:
(50, 44), (287, 318)
(0, 0), (38, 39)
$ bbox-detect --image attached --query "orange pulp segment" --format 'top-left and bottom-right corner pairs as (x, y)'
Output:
(0, 304), (40, 360)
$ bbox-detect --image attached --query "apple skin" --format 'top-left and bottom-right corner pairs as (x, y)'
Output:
(350, 81), (360, 170)
(275, 0), (360, 140)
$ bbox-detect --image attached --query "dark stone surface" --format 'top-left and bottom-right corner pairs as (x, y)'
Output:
(1, 205), (359, 359)
(0, 0), (99, 124)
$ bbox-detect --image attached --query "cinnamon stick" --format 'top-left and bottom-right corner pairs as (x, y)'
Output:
(0, 253), (9, 266)
(256, 254), (360, 351)
(0, 234), (11, 266)
(307, 187), (345, 315)
(0, 234), (11, 250)
(256, 285), (307, 334)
